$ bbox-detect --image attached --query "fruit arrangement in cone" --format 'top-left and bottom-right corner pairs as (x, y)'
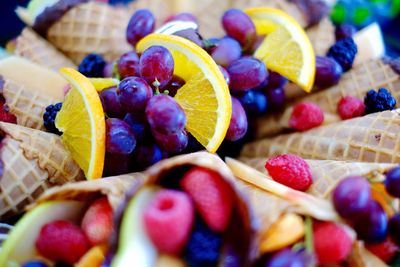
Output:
(0, 0), (400, 266)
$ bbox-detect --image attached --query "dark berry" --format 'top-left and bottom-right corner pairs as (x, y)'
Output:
(389, 213), (400, 244)
(22, 261), (48, 267)
(43, 103), (62, 135)
(78, 54), (106, 78)
(184, 218), (222, 267)
(364, 88), (397, 114)
(385, 166), (400, 198)
(335, 24), (357, 41)
(327, 38), (358, 72)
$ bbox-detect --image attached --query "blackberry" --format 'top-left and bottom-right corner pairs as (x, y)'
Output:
(22, 261), (48, 267)
(364, 88), (397, 114)
(327, 38), (358, 72)
(78, 54), (106, 77)
(184, 218), (222, 267)
(43, 103), (62, 135)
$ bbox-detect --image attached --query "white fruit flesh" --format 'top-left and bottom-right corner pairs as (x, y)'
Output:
(27, 0), (59, 21)
(0, 56), (66, 100)
(111, 187), (159, 267)
(354, 23), (385, 65)
(0, 201), (86, 266)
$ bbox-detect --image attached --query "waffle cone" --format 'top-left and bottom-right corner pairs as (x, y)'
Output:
(239, 157), (395, 199)
(0, 122), (84, 219)
(1, 77), (64, 130)
(254, 59), (400, 138)
(242, 109), (400, 163)
(15, 28), (76, 71)
(307, 18), (335, 56)
(46, 2), (131, 64)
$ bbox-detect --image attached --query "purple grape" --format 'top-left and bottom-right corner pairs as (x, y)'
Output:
(100, 87), (125, 118)
(117, 51), (140, 79)
(165, 12), (198, 24)
(335, 24), (357, 41)
(265, 71), (288, 90)
(173, 29), (204, 48)
(123, 113), (148, 141)
(139, 46), (174, 88)
(103, 153), (131, 177)
(210, 37), (242, 67)
(183, 133), (203, 153)
(106, 118), (136, 155)
(266, 87), (286, 111)
(218, 66), (230, 86)
(237, 90), (268, 117)
(389, 213), (400, 244)
(226, 97), (248, 142)
(353, 201), (388, 243)
(126, 9), (155, 46)
(132, 142), (163, 171)
(264, 249), (307, 267)
(222, 9), (256, 51)
(145, 94), (186, 135)
(314, 56), (343, 89)
(163, 75), (185, 97)
(118, 77), (153, 113)
(152, 130), (188, 154)
(103, 62), (114, 78)
(384, 166), (400, 198)
(333, 176), (372, 219)
(227, 57), (268, 91)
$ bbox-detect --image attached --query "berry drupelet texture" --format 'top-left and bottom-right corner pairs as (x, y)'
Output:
(78, 54), (106, 78)
(43, 103), (62, 135)
(327, 38), (357, 72)
(364, 88), (397, 114)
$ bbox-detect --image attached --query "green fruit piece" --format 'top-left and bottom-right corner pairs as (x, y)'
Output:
(0, 201), (86, 266)
(27, 0), (59, 21)
(112, 187), (159, 267)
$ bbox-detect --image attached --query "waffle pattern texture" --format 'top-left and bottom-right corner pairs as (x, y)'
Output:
(254, 59), (400, 138)
(15, 28), (76, 71)
(0, 122), (84, 219)
(47, 2), (131, 64)
(307, 18), (335, 56)
(242, 109), (400, 163)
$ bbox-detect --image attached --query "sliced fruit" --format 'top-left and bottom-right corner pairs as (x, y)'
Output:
(353, 23), (385, 65)
(0, 201), (86, 266)
(259, 213), (305, 253)
(111, 187), (159, 267)
(90, 78), (120, 92)
(245, 7), (315, 92)
(136, 34), (231, 153)
(76, 245), (107, 267)
(55, 68), (106, 179)
(371, 183), (395, 217)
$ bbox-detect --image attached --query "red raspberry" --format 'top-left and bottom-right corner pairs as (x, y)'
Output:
(0, 112), (17, 124)
(265, 154), (313, 191)
(180, 167), (234, 232)
(36, 220), (90, 264)
(81, 197), (113, 246)
(289, 102), (324, 131)
(313, 222), (353, 264)
(143, 189), (194, 254)
(337, 96), (365, 120)
(366, 238), (398, 263)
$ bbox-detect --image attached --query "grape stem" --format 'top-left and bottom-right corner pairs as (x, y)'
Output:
(304, 216), (314, 254)
(152, 78), (161, 95)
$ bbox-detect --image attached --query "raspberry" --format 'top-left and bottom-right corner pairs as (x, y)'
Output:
(78, 54), (106, 78)
(327, 38), (358, 72)
(366, 238), (398, 263)
(265, 154), (312, 191)
(180, 167), (234, 232)
(184, 218), (222, 267)
(43, 103), (62, 135)
(35, 220), (90, 264)
(289, 102), (324, 131)
(364, 88), (396, 114)
(143, 189), (194, 254)
(313, 222), (353, 264)
(81, 197), (113, 246)
(0, 110), (17, 124)
(337, 96), (365, 120)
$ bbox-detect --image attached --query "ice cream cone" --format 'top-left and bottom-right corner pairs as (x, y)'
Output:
(242, 109), (400, 163)
(0, 122), (84, 219)
(254, 59), (400, 138)
(46, 2), (131, 64)
(307, 18), (335, 56)
(239, 157), (395, 199)
(15, 28), (76, 71)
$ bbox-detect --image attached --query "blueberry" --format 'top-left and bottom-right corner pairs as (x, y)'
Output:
(43, 103), (63, 135)
(364, 88), (396, 114)
(327, 38), (357, 72)
(78, 54), (106, 78)
(22, 261), (48, 267)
